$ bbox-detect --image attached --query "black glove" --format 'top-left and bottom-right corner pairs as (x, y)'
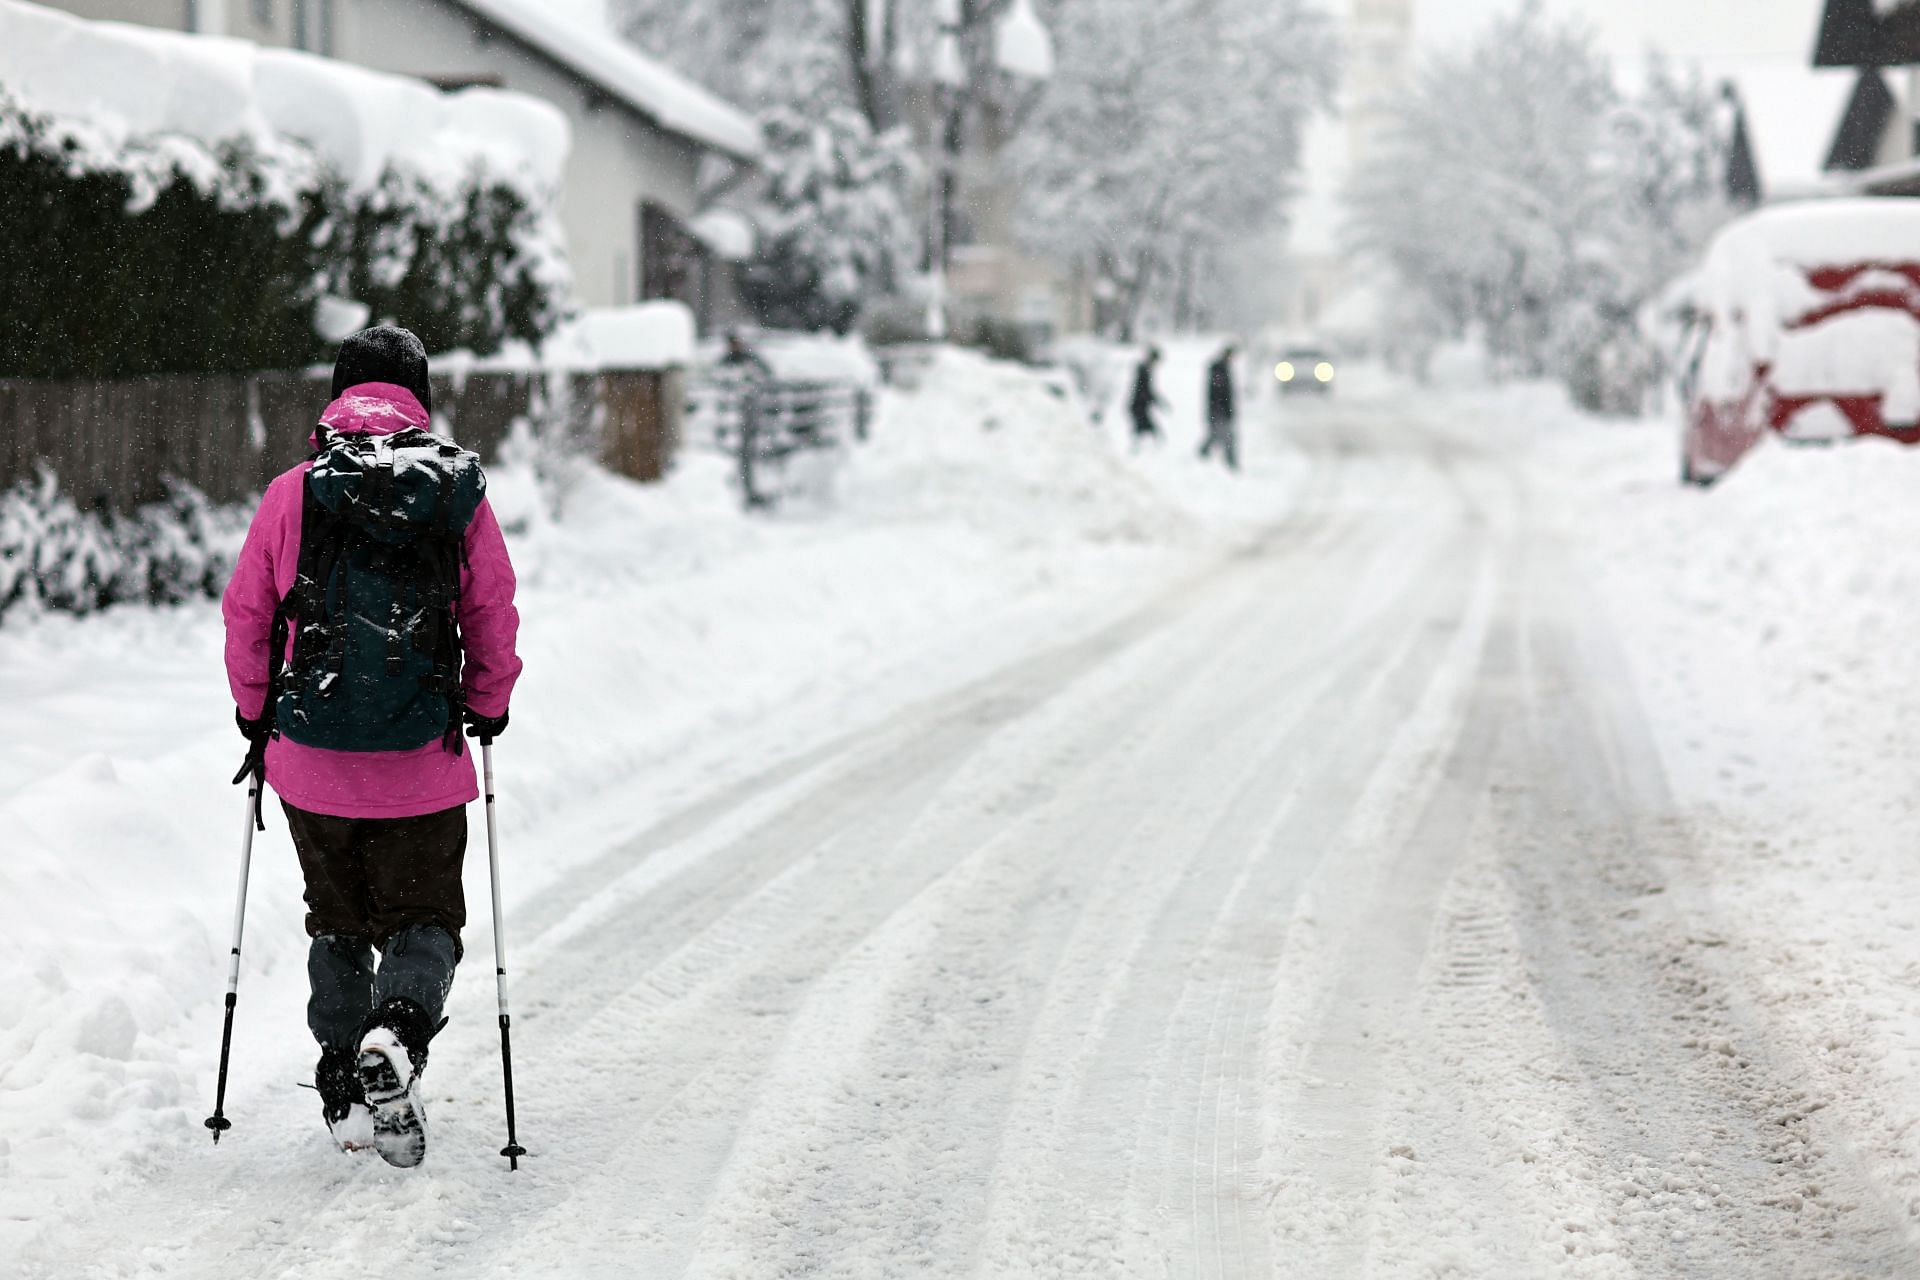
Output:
(464, 707), (509, 744)
(236, 707), (271, 747)
(232, 707), (273, 832)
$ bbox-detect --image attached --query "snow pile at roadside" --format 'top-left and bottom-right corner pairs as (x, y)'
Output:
(0, 351), (1260, 1245)
(845, 347), (1187, 546)
(1537, 410), (1920, 1231)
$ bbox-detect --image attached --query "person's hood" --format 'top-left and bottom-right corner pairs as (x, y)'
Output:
(310, 382), (430, 449)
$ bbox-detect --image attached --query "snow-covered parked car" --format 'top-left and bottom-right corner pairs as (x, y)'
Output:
(1678, 200), (1920, 486)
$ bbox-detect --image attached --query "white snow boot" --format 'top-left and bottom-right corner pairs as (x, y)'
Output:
(317, 1047), (376, 1154)
(356, 999), (436, 1169)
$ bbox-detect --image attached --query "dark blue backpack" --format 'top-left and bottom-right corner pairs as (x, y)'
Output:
(270, 427), (486, 754)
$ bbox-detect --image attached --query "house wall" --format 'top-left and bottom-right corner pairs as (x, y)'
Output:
(43, 0), (188, 29)
(329, 0), (704, 310)
(49, 0), (319, 47)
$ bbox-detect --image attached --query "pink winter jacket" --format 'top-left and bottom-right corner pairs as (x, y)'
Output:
(221, 383), (523, 819)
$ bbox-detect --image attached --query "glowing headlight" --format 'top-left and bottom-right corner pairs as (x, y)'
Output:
(1276, 361), (1296, 382)
(1315, 362), (1335, 383)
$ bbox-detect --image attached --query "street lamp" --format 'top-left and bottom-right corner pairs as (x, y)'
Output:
(924, 0), (1053, 341)
(995, 0), (1054, 81)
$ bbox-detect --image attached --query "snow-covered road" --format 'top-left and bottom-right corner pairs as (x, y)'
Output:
(19, 390), (1920, 1277)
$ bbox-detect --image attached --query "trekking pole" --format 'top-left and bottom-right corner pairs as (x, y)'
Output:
(205, 771), (261, 1144)
(483, 738), (528, 1171)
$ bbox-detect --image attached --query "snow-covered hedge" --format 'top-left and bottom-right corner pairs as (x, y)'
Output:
(0, 0), (572, 377)
(0, 90), (569, 377)
(0, 470), (247, 623)
(338, 164), (570, 361)
(0, 96), (336, 378)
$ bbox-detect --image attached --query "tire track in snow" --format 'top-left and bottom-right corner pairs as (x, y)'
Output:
(670, 521), (1434, 1277)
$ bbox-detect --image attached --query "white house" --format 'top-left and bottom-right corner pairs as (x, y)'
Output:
(40, 0), (760, 322)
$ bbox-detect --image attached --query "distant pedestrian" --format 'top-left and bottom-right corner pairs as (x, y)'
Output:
(1130, 347), (1167, 450)
(720, 328), (772, 381)
(1200, 345), (1239, 471)
(719, 329), (775, 507)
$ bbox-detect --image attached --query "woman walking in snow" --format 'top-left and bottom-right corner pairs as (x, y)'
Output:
(222, 325), (522, 1166)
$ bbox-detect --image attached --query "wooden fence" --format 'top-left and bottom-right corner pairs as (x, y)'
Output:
(0, 367), (683, 512)
(685, 373), (872, 510)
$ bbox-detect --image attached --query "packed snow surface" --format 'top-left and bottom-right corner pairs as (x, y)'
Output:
(13, 356), (1920, 1274)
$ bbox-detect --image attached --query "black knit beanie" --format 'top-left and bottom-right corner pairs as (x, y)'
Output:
(330, 325), (432, 414)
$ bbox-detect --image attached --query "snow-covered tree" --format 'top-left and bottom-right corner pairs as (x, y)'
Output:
(618, 0), (1050, 131)
(737, 108), (919, 334)
(616, 0), (870, 119)
(1347, 3), (1736, 410)
(1006, 0), (1336, 338)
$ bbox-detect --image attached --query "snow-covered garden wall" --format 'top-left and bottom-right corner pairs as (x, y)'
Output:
(0, 0), (573, 378)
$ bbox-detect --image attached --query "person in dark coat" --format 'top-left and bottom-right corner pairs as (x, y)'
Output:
(1199, 344), (1239, 471)
(1129, 347), (1167, 450)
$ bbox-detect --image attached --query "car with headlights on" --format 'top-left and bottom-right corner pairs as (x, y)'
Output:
(1274, 346), (1336, 395)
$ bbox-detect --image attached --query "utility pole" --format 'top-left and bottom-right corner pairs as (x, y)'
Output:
(918, 0), (1053, 340)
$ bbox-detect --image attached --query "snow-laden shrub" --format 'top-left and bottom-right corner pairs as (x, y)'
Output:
(0, 89), (569, 378)
(738, 108), (918, 335)
(0, 470), (248, 623)
(340, 164), (571, 358)
(0, 94), (335, 378)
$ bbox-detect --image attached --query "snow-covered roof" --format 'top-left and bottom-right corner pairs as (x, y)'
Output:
(443, 0), (761, 162)
(1711, 62), (1858, 197)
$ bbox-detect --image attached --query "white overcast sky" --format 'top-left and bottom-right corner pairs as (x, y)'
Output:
(1411, 0), (1822, 65)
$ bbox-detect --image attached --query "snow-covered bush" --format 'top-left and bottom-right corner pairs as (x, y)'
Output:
(0, 470), (248, 623)
(0, 87), (570, 378)
(0, 94), (336, 378)
(737, 108), (918, 335)
(340, 164), (571, 357)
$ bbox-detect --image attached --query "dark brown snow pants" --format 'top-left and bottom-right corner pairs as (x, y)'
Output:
(282, 802), (468, 949)
(284, 802), (468, 1052)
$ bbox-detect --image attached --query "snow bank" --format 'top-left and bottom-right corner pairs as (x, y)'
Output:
(1537, 398), (1920, 1240)
(756, 333), (884, 387)
(0, 0), (569, 194)
(843, 347), (1186, 545)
